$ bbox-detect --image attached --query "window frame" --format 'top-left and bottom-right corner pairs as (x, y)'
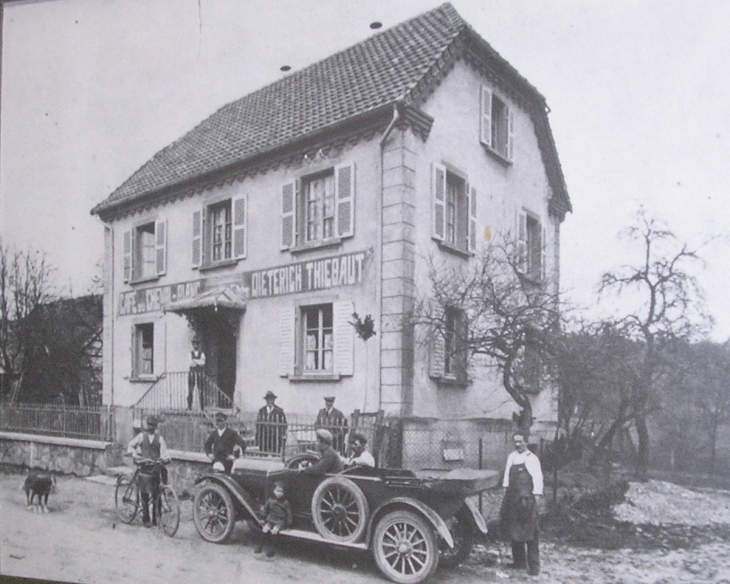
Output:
(192, 194), (247, 270)
(518, 209), (546, 283)
(301, 303), (334, 375)
(132, 322), (155, 379)
(432, 163), (477, 257)
(124, 218), (167, 284)
(480, 85), (514, 164)
(429, 305), (470, 388)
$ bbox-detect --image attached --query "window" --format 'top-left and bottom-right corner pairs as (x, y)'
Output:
(430, 306), (469, 385)
(281, 162), (355, 250)
(518, 211), (546, 281)
(123, 219), (166, 283)
(303, 304), (333, 373)
(480, 85), (514, 161)
(432, 164), (477, 254)
(192, 195), (247, 268)
(133, 323), (154, 376)
(278, 300), (354, 379)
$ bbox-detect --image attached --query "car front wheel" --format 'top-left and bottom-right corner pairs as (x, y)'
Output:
(372, 510), (439, 584)
(193, 483), (236, 543)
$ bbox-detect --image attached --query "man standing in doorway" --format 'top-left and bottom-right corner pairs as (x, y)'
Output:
(315, 396), (347, 454)
(256, 391), (287, 454)
(500, 432), (544, 576)
(187, 337), (206, 411)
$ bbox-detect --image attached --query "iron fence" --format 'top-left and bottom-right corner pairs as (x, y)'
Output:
(135, 371), (237, 412)
(0, 402), (115, 441)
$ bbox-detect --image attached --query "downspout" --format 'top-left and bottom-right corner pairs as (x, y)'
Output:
(377, 103), (401, 410)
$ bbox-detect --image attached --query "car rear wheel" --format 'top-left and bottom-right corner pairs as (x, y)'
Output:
(439, 506), (474, 568)
(373, 510), (439, 584)
(193, 483), (236, 543)
(311, 476), (368, 543)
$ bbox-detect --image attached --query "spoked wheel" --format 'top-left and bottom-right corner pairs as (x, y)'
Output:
(193, 483), (236, 543)
(439, 506), (474, 568)
(157, 485), (180, 537)
(114, 475), (138, 524)
(373, 510), (439, 584)
(311, 476), (369, 543)
(285, 452), (319, 470)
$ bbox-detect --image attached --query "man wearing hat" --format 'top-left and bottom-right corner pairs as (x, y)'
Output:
(204, 412), (247, 474)
(255, 391), (287, 454)
(187, 337), (206, 411)
(127, 416), (170, 526)
(315, 396), (347, 454)
(299, 428), (343, 475)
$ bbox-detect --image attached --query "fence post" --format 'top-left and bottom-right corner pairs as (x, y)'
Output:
(478, 437), (483, 514)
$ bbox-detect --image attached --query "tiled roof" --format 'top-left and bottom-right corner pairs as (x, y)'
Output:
(92, 3), (569, 217)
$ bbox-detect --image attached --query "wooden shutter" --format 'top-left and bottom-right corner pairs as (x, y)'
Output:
(432, 164), (446, 240)
(467, 185), (477, 253)
(153, 320), (165, 375)
(335, 162), (355, 238)
(429, 305), (445, 379)
(480, 85), (492, 146)
(517, 210), (527, 272)
(333, 300), (354, 376)
(279, 306), (296, 376)
(541, 224), (547, 282)
(232, 195), (247, 259)
(123, 230), (132, 283)
(192, 209), (202, 268)
(281, 181), (296, 250)
(507, 109), (515, 160)
(155, 219), (167, 276)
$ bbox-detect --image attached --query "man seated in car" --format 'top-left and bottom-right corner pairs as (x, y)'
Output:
(298, 429), (343, 475)
(342, 433), (375, 469)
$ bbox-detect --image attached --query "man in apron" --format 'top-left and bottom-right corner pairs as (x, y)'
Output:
(500, 432), (544, 576)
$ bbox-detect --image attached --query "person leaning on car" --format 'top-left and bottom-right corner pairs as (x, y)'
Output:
(298, 429), (343, 475)
(204, 411), (247, 474)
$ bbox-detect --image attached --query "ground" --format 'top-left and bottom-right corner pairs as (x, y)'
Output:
(1, 466), (729, 584)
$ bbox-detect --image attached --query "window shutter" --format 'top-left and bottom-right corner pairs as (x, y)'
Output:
(155, 219), (167, 276)
(432, 164), (446, 240)
(467, 185), (477, 253)
(131, 326), (137, 377)
(541, 225), (547, 282)
(507, 109), (515, 160)
(153, 320), (165, 375)
(233, 195), (247, 259)
(279, 306), (296, 376)
(517, 210), (527, 272)
(333, 300), (354, 376)
(281, 181), (296, 250)
(123, 230), (132, 283)
(429, 305), (445, 379)
(480, 85), (492, 146)
(335, 162), (355, 238)
(192, 210), (202, 268)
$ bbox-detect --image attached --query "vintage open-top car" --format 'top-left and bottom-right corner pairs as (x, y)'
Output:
(192, 452), (499, 583)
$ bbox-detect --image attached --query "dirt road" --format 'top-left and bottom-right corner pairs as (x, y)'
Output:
(1, 470), (729, 584)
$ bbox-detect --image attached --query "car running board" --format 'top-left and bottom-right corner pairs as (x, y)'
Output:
(280, 528), (368, 550)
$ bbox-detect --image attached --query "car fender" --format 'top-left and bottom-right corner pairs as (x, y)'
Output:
(195, 472), (261, 526)
(463, 498), (488, 535)
(368, 497), (454, 549)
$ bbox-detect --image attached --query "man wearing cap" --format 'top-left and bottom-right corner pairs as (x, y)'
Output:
(342, 433), (375, 469)
(315, 396), (347, 454)
(256, 391), (287, 454)
(204, 412), (247, 474)
(127, 416), (170, 527)
(299, 429), (343, 475)
(187, 337), (206, 411)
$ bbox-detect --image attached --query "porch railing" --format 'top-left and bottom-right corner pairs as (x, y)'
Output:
(0, 402), (115, 441)
(134, 371), (237, 413)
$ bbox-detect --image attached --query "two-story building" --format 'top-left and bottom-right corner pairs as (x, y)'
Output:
(91, 4), (570, 435)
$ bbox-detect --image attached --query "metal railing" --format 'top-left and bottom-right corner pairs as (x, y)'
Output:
(0, 402), (115, 441)
(135, 371), (237, 413)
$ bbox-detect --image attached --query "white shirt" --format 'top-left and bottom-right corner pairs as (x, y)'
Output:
(343, 449), (375, 468)
(502, 449), (543, 495)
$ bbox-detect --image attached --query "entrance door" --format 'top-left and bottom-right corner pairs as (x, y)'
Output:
(200, 311), (238, 407)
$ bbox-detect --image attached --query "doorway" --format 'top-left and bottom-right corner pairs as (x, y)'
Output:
(199, 310), (238, 407)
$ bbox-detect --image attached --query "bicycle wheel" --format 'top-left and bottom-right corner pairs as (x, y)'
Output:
(158, 485), (180, 537)
(115, 475), (138, 524)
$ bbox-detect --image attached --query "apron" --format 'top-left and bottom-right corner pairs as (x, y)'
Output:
(500, 462), (539, 542)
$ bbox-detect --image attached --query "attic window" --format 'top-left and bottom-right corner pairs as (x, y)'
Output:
(480, 85), (514, 162)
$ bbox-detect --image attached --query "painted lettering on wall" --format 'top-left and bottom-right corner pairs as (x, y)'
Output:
(118, 280), (202, 316)
(247, 251), (366, 298)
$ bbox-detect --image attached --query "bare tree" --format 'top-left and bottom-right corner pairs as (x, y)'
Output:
(416, 237), (561, 438)
(0, 241), (57, 402)
(599, 209), (710, 475)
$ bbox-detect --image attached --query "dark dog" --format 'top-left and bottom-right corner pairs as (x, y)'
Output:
(23, 472), (57, 513)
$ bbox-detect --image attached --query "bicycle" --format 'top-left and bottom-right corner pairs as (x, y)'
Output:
(114, 458), (180, 537)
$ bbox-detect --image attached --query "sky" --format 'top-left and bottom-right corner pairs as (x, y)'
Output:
(1, 0), (729, 340)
